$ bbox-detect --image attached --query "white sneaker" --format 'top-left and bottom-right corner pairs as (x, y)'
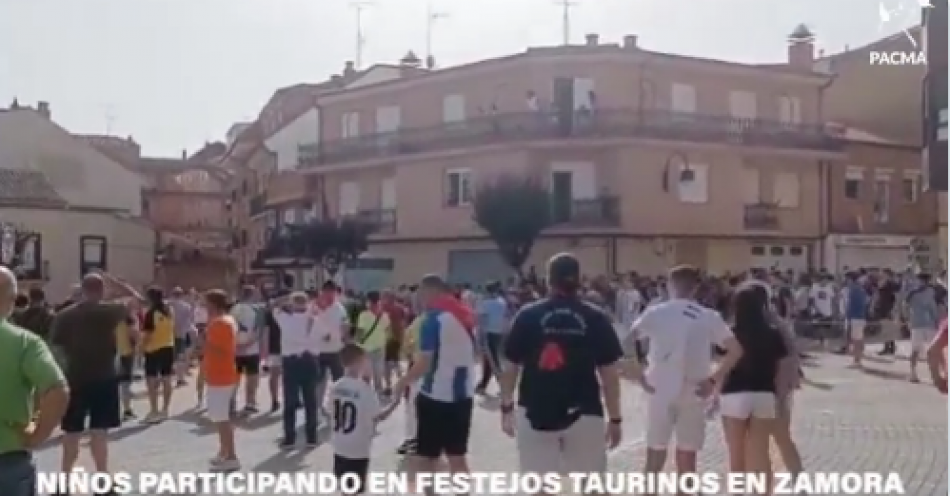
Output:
(209, 457), (241, 472)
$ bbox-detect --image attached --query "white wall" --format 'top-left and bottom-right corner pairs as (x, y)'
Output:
(264, 107), (321, 171)
(0, 110), (146, 215)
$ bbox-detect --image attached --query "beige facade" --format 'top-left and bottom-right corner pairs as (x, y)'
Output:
(2, 207), (155, 300)
(0, 104), (156, 296)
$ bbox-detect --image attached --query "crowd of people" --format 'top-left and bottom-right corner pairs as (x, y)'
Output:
(0, 255), (946, 496)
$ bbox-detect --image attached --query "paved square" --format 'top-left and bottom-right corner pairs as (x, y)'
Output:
(34, 348), (947, 495)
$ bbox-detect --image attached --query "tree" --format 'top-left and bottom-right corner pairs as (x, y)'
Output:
(473, 174), (552, 278)
(284, 217), (373, 276)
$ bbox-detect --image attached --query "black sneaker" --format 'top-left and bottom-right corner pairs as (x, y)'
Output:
(122, 409), (136, 422)
(278, 438), (296, 450)
(243, 404), (259, 414)
(396, 439), (417, 455)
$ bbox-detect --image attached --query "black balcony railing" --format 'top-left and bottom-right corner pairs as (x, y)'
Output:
(298, 108), (842, 168)
(743, 203), (780, 230)
(355, 209), (397, 234)
(551, 196), (621, 227)
(248, 194), (266, 217)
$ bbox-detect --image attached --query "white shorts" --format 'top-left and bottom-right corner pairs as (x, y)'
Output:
(645, 393), (707, 451)
(849, 319), (866, 340)
(515, 411), (607, 474)
(911, 328), (938, 353)
(265, 355), (282, 368)
(206, 385), (236, 423)
(719, 392), (777, 420)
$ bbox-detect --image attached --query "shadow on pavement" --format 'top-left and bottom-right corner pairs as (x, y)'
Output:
(477, 394), (500, 412)
(109, 423), (152, 442)
(801, 377), (834, 391)
(861, 366), (909, 382)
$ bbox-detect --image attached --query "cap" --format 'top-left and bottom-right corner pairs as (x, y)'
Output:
(547, 252), (580, 287)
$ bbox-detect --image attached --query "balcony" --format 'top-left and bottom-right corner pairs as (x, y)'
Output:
(743, 203), (780, 230)
(298, 108), (842, 169)
(551, 197), (621, 227)
(248, 193), (267, 218)
(355, 208), (397, 234)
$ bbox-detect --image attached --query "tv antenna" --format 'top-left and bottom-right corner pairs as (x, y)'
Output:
(553, 0), (579, 45)
(425, 3), (449, 64)
(101, 104), (117, 135)
(349, 1), (374, 69)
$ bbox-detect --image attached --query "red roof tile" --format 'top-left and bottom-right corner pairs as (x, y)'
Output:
(0, 169), (68, 207)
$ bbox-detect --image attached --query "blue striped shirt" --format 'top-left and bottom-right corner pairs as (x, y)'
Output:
(419, 309), (477, 402)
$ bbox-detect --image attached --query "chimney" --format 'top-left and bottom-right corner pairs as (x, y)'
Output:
(623, 35), (638, 49)
(181, 149), (188, 160)
(36, 101), (50, 119)
(400, 51), (422, 68)
(787, 24), (816, 69)
(425, 54), (436, 69)
(585, 33), (599, 46)
(343, 61), (356, 77)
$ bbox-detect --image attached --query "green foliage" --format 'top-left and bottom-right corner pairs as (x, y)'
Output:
(283, 217), (372, 275)
(473, 174), (552, 273)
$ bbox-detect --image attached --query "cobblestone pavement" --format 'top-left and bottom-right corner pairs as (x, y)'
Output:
(35, 345), (947, 495)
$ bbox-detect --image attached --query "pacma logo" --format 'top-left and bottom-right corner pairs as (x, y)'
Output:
(869, 51), (927, 65)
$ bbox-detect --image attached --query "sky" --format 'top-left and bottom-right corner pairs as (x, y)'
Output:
(0, 0), (921, 156)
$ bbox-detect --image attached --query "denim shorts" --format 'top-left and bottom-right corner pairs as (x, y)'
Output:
(0, 451), (36, 496)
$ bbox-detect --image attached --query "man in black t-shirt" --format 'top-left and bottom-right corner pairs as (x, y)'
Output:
(501, 252), (624, 475)
(263, 294), (284, 412)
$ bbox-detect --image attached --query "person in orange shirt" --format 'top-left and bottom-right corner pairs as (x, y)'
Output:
(926, 318), (948, 395)
(202, 290), (241, 472)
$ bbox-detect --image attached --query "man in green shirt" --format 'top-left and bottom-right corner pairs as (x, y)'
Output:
(0, 267), (69, 496)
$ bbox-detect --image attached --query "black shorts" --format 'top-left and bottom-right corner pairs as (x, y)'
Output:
(174, 336), (190, 358)
(414, 394), (474, 458)
(117, 355), (134, 383)
(143, 347), (175, 378)
(235, 355), (260, 375)
(384, 339), (401, 362)
(333, 455), (369, 494)
(61, 379), (121, 433)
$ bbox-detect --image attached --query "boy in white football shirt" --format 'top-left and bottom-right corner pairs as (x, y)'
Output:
(328, 343), (399, 494)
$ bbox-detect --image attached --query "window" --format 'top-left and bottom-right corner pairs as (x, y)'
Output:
(778, 96), (802, 125)
(750, 246), (766, 256)
(442, 95), (466, 123)
(789, 246), (804, 256)
(341, 112), (360, 139)
(729, 91), (757, 119)
(381, 177), (397, 209)
(769, 246), (785, 256)
(675, 163), (708, 204)
(445, 169), (472, 207)
(338, 181), (361, 216)
(873, 176), (890, 223)
(774, 172), (800, 208)
(902, 172), (920, 202)
(844, 169), (863, 199)
(671, 83), (696, 119)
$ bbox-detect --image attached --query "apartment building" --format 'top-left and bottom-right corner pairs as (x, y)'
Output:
(233, 29), (849, 286)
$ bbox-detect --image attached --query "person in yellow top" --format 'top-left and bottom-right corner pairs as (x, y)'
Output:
(356, 291), (391, 393)
(141, 288), (177, 423)
(115, 302), (139, 421)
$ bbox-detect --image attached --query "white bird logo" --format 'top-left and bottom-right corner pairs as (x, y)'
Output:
(878, 0), (933, 48)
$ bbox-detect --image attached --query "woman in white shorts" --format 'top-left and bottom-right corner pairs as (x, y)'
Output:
(717, 283), (789, 484)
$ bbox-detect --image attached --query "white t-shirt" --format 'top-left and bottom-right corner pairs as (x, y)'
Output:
(809, 283), (835, 317)
(230, 302), (261, 356)
(328, 376), (380, 460)
(631, 298), (733, 402)
(311, 302), (349, 354)
(193, 305), (208, 325)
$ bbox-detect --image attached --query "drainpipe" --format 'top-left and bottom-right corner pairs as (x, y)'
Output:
(816, 74), (837, 270)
